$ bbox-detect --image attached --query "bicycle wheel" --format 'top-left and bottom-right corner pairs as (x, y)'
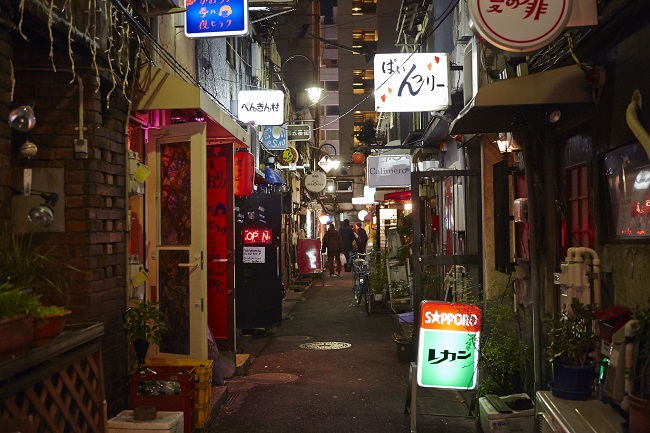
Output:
(354, 272), (363, 304)
(362, 276), (371, 315)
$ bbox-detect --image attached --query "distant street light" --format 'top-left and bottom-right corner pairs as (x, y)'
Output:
(281, 54), (323, 105)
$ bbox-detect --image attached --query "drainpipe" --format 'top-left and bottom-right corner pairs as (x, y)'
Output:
(73, 74), (88, 159)
(626, 90), (650, 156)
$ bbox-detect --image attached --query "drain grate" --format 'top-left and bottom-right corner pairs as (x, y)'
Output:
(299, 341), (351, 350)
(224, 392), (239, 408)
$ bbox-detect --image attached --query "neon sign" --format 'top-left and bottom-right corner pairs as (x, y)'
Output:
(243, 228), (272, 245)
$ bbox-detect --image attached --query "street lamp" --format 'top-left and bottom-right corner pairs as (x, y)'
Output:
(281, 54), (323, 105)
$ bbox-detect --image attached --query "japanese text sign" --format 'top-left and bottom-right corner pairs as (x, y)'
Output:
(184, 0), (249, 38)
(366, 155), (411, 188)
(468, 0), (572, 53)
(262, 126), (287, 150)
(238, 90), (285, 126)
(287, 124), (312, 141)
(374, 53), (450, 112)
(417, 301), (481, 389)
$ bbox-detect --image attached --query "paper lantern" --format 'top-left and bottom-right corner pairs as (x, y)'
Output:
(234, 151), (255, 197)
(351, 151), (365, 164)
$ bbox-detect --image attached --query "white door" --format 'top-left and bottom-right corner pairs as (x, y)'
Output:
(146, 123), (207, 359)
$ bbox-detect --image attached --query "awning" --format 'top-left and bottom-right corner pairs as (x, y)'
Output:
(383, 190), (411, 202)
(449, 65), (593, 135)
(134, 64), (249, 148)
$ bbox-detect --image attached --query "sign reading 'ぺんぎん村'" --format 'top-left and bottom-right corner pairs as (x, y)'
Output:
(417, 301), (481, 389)
(468, 0), (573, 53)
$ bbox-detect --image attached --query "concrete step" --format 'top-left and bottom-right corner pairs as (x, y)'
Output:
(235, 353), (250, 376)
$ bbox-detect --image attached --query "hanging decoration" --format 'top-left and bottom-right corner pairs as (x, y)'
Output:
(234, 151), (255, 197)
(351, 151), (365, 164)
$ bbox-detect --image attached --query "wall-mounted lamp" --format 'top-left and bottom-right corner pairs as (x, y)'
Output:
(192, 110), (205, 123)
(318, 209), (332, 224)
(8, 104), (36, 131)
(496, 132), (521, 153)
(12, 189), (59, 227)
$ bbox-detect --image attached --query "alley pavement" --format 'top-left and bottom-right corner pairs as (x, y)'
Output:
(207, 271), (479, 433)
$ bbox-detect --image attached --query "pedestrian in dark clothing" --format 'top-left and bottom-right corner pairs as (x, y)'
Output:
(321, 224), (343, 276)
(339, 219), (356, 272)
(356, 223), (368, 253)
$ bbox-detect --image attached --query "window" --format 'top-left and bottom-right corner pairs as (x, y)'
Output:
(226, 37), (235, 66)
(352, 29), (377, 58)
(352, 0), (377, 15)
(324, 81), (339, 91)
(325, 130), (339, 141)
(325, 105), (339, 116)
(353, 68), (374, 95)
(337, 181), (353, 192)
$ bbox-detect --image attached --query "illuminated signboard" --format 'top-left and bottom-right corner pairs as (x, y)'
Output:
(417, 301), (481, 389)
(184, 0), (249, 39)
(243, 228), (272, 245)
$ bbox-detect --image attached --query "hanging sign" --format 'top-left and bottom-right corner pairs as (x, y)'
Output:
(304, 171), (327, 193)
(287, 124), (312, 141)
(468, 0), (573, 53)
(237, 90), (285, 126)
(366, 155), (412, 188)
(262, 126), (287, 150)
(234, 151), (255, 197)
(184, 0), (249, 38)
(374, 53), (450, 112)
(417, 301), (481, 389)
(281, 146), (299, 165)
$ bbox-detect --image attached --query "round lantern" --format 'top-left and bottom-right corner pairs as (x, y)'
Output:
(234, 151), (255, 197)
(351, 151), (365, 164)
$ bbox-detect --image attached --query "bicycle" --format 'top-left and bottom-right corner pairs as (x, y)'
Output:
(350, 252), (371, 315)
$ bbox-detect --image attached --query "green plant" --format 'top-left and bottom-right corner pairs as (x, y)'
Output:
(544, 298), (595, 367)
(420, 270), (441, 300)
(369, 251), (388, 294)
(0, 229), (76, 304)
(0, 281), (43, 320)
(478, 300), (529, 397)
(389, 279), (410, 298)
(631, 300), (650, 399)
(124, 300), (167, 345)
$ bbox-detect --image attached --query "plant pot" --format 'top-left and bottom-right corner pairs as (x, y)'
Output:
(32, 310), (71, 347)
(549, 359), (594, 400)
(395, 338), (415, 364)
(628, 393), (650, 433)
(0, 315), (34, 360)
(373, 293), (384, 302)
(133, 338), (151, 366)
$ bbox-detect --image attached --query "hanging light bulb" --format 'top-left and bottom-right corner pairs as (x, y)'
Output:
(8, 104), (36, 131)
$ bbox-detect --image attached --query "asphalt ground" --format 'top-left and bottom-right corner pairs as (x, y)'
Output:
(208, 271), (479, 433)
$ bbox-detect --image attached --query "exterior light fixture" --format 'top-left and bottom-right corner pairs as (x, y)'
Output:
(548, 109), (562, 123)
(170, 109), (187, 124)
(496, 133), (510, 153)
(12, 189), (59, 227)
(404, 202), (412, 211)
(192, 110), (205, 122)
(8, 104), (36, 131)
(281, 54), (323, 105)
(306, 86), (323, 104)
(358, 210), (368, 220)
(318, 208), (332, 224)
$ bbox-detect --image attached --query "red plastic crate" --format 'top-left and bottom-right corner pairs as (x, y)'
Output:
(130, 366), (195, 433)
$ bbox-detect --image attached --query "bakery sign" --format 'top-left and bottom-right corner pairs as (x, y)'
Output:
(468, 0), (573, 53)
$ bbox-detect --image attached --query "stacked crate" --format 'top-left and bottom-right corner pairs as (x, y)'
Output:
(129, 366), (195, 433)
(145, 358), (214, 429)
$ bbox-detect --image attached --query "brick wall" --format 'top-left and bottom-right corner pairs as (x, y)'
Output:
(3, 31), (131, 414)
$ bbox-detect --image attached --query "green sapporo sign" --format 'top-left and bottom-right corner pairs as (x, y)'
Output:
(417, 301), (481, 389)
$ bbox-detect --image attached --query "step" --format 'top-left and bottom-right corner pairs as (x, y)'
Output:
(235, 353), (251, 376)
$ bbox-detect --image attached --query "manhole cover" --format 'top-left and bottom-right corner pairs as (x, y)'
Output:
(245, 373), (299, 384)
(299, 341), (351, 350)
(275, 335), (313, 342)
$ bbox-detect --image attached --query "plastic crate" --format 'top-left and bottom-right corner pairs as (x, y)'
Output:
(194, 402), (211, 429)
(130, 366), (195, 433)
(174, 359), (213, 407)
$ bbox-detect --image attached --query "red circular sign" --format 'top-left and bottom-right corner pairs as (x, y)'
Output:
(469, 0), (572, 53)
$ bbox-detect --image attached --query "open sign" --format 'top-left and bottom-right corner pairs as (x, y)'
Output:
(243, 228), (272, 245)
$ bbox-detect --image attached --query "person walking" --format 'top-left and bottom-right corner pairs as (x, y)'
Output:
(321, 224), (343, 276)
(356, 223), (368, 254)
(339, 219), (356, 272)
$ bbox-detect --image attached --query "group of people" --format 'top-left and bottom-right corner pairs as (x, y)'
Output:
(321, 219), (368, 277)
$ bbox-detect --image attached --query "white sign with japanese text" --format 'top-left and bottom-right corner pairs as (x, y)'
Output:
(374, 53), (450, 112)
(237, 90), (285, 126)
(468, 0), (572, 53)
(243, 246), (265, 264)
(366, 155), (412, 188)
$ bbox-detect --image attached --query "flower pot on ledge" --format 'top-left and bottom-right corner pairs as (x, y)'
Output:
(32, 310), (72, 347)
(0, 315), (34, 360)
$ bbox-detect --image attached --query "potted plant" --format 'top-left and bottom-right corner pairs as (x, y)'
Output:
(544, 298), (596, 400)
(370, 254), (388, 301)
(478, 300), (530, 398)
(124, 300), (167, 368)
(31, 304), (72, 347)
(0, 281), (43, 359)
(627, 300), (650, 433)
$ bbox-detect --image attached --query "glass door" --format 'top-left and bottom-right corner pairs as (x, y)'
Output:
(146, 123), (207, 359)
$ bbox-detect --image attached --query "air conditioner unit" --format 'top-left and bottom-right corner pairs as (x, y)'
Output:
(535, 391), (625, 433)
(455, 0), (473, 44)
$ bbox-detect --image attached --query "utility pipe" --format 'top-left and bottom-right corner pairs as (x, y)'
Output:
(626, 89), (650, 156)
